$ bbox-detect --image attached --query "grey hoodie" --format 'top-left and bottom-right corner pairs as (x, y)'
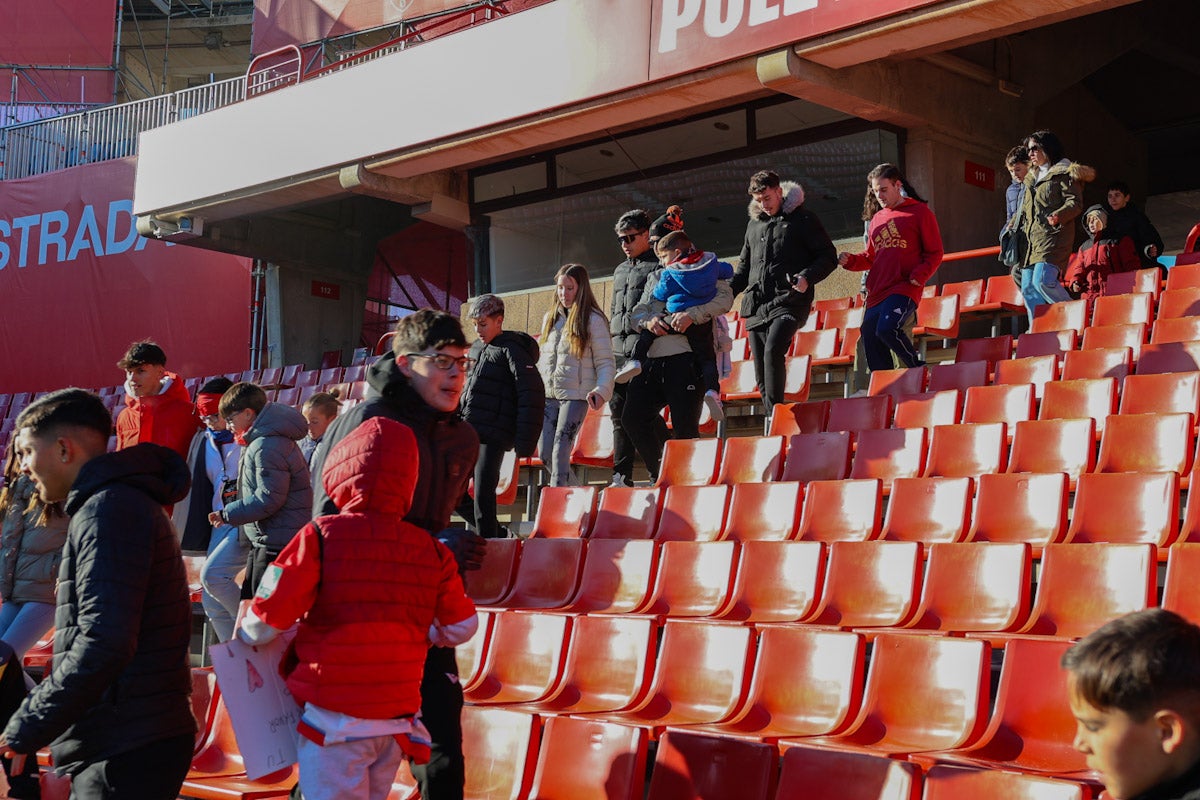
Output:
(222, 402), (313, 551)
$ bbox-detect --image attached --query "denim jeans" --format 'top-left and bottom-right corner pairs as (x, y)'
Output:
(0, 600), (55, 662)
(540, 399), (588, 487)
(1020, 262), (1073, 320)
(200, 523), (248, 642)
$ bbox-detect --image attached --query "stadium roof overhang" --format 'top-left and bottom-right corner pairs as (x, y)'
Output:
(133, 0), (1137, 249)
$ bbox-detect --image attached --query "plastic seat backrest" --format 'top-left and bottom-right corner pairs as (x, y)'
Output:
(781, 431), (852, 484)
(1166, 263), (1200, 290)
(928, 360), (989, 393)
(824, 307), (865, 331)
(526, 717), (648, 800)
(1104, 267), (1160, 297)
(1006, 418), (1096, 484)
(721, 481), (802, 542)
(186, 693), (247, 778)
(1157, 287), (1200, 319)
(1029, 299), (1087, 335)
(1064, 471), (1180, 547)
(1081, 322), (1146, 359)
(1162, 544), (1200, 625)
(721, 360), (761, 401)
(913, 294), (960, 338)
(923, 422), (1006, 479)
(982, 274), (1025, 308)
(716, 435), (786, 484)
(460, 706), (540, 800)
(529, 486), (597, 538)
(802, 632), (990, 754)
(954, 335), (1012, 368)
(591, 487), (661, 539)
(880, 476), (973, 544)
(654, 484), (731, 543)
(561, 538), (659, 614)
(768, 400), (829, 436)
(922, 764), (1087, 800)
(465, 538), (520, 606)
(648, 731), (778, 800)
(904, 542), (1031, 633)
(1119, 371), (1200, 417)
(1060, 346), (1131, 381)
(455, 609), (493, 691)
(783, 356), (812, 402)
(849, 427), (928, 490)
(1016, 544), (1156, 638)
(941, 279), (985, 309)
(791, 328), (839, 359)
(892, 390), (962, 430)
(655, 438), (721, 487)
(969, 471), (1068, 548)
(1136, 341), (1200, 375)
(826, 395), (893, 433)
(1038, 378), (1116, 434)
(868, 366), (927, 397)
(715, 540), (826, 622)
(962, 383), (1035, 427)
(1151, 316), (1200, 344)
(994, 355), (1058, 399)
(534, 614), (657, 714)
(804, 541), (922, 628)
(637, 540), (738, 617)
(795, 479), (882, 543)
(570, 407), (615, 468)
(1014, 329), (1077, 359)
(774, 747), (920, 800)
(1092, 292), (1153, 327)
(466, 611), (571, 704)
(500, 539), (586, 609)
(1095, 412), (1193, 474)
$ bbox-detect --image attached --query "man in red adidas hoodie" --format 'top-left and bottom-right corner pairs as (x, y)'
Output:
(839, 163), (944, 372)
(114, 340), (200, 457)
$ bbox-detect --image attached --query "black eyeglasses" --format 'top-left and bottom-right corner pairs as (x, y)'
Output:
(405, 353), (470, 371)
(1027, 144), (1043, 153)
(617, 231), (646, 244)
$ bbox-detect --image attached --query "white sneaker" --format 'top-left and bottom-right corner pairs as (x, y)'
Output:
(610, 472), (627, 488)
(704, 389), (725, 423)
(614, 360), (643, 384)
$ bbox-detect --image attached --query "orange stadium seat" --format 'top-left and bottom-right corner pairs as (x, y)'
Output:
(1156, 287), (1200, 319)
(1137, 341), (1200, 375)
(912, 294), (960, 340)
(636, 540), (738, 618)
(647, 731), (778, 800)
(654, 438), (721, 487)
(713, 540), (826, 623)
(1063, 471), (1180, 551)
(781, 632), (990, 757)
(1166, 262), (1200, 290)
(767, 400), (828, 436)
(1118, 370), (1200, 418)
(721, 360), (762, 404)
(967, 472), (1069, 551)
(464, 611), (571, 705)
(994, 354), (1057, 399)
(1151, 315), (1200, 344)
(1080, 322), (1146, 359)
(460, 706), (540, 800)
(1013, 329), (1076, 359)
(922, 422), (1006, 479)
(922, 758), (1089, 799)
(927, 360), (989, 393)
(715, 434), (785, 483)
(653, 485), (730, 543)
(1095, 412), (1193, 475)
(570, 407), (615, 470)
(455, 609), (493, 692)
(849, 427), (928, 492)
(559, 538), (659, 615)
(867, 366), (926, 398)
(528, 486), (596, 538)
(781, 432), (852, 485)
(953, 335), (1013, 369)
(879, 477), (972, 545)
(1039, 378), (1116, 437)
(465, 537), (520, 606)
(1029, 299), (1087, 336)
(803, 541), (922, 629)
(494, 538), (585, 609)
(795, 479), (882, 543)
(678, 625), (865, 741)
(1091, 292), (1153, 327)
(526, 717), (648, 800)
(591, 487), (661, 540)
(891, 390), (961, 430)
(961, 383), (1034, 429)
(720, 481), (803, 542)
(1060, 346), (1131, 381)
(1162, 544), (1200, 625)
(774, 747), (921, 800)
(1006, 419), (1096, 487)
(901, 542), (1031, 635)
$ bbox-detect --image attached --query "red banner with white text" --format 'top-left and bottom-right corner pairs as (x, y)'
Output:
(0, 0), (118, 103)
(0, 159), (252, 394)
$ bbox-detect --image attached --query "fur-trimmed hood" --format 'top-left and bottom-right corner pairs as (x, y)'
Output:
(1025, 160), (1096, 188)
(747, 181), (806, 220)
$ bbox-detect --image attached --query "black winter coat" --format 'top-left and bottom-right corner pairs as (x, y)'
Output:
(732, 181), (838, 330)
(460, 332), (545, 456)
(3, 444), (195, 773)
(1105, 202), (1164, 271)
(610, 251), (661, 363)
(311, 351), (479, 534)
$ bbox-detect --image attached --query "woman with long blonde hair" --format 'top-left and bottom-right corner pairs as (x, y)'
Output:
(538, 263), (615, 486)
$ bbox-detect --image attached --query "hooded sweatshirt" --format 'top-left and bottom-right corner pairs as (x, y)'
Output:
(3, 444), (195, 772)
(652, 250), (735, 311)
(115, 371), (200, 458)
(242, 418), (476, 722)
(1064, 205), (1142, 300)
(841, 197), (944, 308)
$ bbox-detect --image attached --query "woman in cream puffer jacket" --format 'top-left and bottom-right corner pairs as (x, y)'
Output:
(538, 263), (615, 486)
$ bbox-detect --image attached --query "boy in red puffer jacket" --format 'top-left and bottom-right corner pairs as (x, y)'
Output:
(238, 416), (477, 800)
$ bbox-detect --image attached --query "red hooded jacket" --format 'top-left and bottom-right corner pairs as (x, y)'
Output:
(115, 372), (200, 458)
(248, 417), (475, 719)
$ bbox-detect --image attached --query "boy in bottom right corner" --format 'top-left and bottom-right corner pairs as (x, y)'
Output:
(238, 416), (477, 800)
(1064, 608), (1200, 800)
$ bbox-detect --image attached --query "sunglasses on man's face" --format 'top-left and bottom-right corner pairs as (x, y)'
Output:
(617, 231), (646, 244)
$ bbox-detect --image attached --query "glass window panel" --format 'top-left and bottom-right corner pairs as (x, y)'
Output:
(473, 161), (547, 203)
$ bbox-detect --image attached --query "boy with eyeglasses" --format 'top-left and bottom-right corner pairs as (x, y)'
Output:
(309, 308), (483, 800)
(211, 382), (312, 597)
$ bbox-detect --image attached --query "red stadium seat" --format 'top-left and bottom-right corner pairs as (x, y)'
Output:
(803, 541), (922, 629)
(460, 706), (540, 800)
(1118, 370), (1200, 418)
(891, 390), (961, 430)
(1157, 287), (1200, 319)
(636, 541), (738, 618)
(1091, 292), (1153, 327)
(1095, 412), (1193, 476)
(496, 539), (586, 609)
(653, 485), (730, 543)
(953, 335), (1012, 369)
(775, 747), (920, 800)
(591, 487), (661, 540)
(967, 472), (1069, 551)
(849, 427), (928, 492)
(961, 383), (1035, 429)
(994, 354), (1057, 399)
(1063, 471), (1180, 551)
(901, 542), (1031, 635)
(1029, 299), (1087, 335)
(867, 366), (927, 398)
(720, 481), (802, 542)
(715, 435), (785, 484)
(767, 400), (828, 436)
(879, 477), (972, 545)
(465, 537), (520, 606)
(921, 764), (1088, 800)
(1137, 341), (1200, 375)
(922, 422), (1006, 479)
(455, 609), (493, 692)
(1006, 419), (1096, 487)
(795, 479), (882, 543)
(927, 360), (989, 393)
(713, 541), (826, 623)
(1060, 346), (1131, 381)
(825, 395), (893, 434)
(648, 731), (778, 800)
(526, 717), (648, 800)
(1163, 544), (1200, 625)
(559, 539), (659, 615)
(654, 438), (721, 487)
(465, 611), (571, 704)
(1039, 378), (1116, 437)
(1080, 322), (1145, 360)
(1104, 267), (1160, 298)
(528, 486), (596, 538)
(1151, 315), (1200, 344)
(1013, 329), (1076, 359)
(780, 432), (852, 485)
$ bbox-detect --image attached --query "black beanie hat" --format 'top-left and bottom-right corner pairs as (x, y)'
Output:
(649, 205), (684, 241)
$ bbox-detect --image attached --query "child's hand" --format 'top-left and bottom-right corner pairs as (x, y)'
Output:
(208, 511), (224, 527)
(838, 252), (852, 267)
